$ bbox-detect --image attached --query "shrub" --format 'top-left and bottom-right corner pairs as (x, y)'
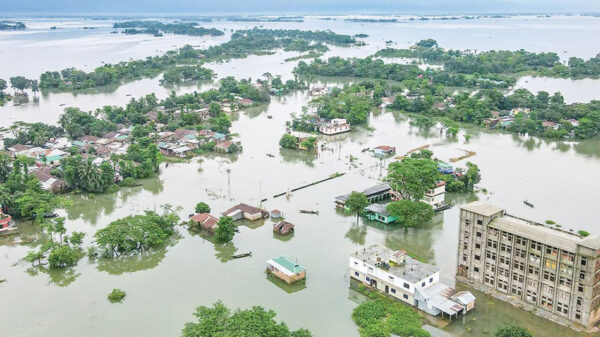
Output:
(108, 288), (126, 303)
(578, 230), (590, 237)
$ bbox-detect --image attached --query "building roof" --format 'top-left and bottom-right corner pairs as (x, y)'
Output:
(223, 203), (265, 216)
(190, 213), (219, 230)
(351, 245), (439, 284)
(459, 201), (504, 217)
(374, 145), (395, 152)
(365, 203), (390, 217)
(489, 214), (585, 252)
(267, 256), (305, 276)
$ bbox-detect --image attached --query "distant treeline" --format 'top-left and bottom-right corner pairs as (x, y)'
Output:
(113, 21), (224, 37)
(0, 21), (26, 30)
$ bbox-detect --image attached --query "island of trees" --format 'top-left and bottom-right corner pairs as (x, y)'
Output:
(113, 21), (224, 37)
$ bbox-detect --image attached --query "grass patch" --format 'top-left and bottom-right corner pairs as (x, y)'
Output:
(108, 288), (126, 303)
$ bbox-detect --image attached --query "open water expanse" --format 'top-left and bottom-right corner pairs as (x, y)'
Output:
(1, 15), (600, 337)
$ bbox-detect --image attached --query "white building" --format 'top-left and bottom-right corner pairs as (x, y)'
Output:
(421, 181), (446, 208)
(350, 245), (475, 318)
(319, 118), (351, 135)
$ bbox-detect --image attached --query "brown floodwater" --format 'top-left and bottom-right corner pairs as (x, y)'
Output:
(1, 16), (600, 337)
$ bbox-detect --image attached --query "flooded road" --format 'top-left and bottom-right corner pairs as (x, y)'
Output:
(1, 15), (600, 337)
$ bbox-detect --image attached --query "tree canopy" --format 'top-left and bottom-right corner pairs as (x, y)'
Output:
(181, 301), (312, 337)
(386, 200), (434, 227)
(386, 158), (439, 201)
(494, 325), (533, 337)
(214, 216), (237, 243)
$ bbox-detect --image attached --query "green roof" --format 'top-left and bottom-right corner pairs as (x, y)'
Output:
(272, 256), (305, 273)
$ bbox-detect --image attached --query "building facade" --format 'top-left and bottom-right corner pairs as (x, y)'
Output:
(457, 201), (600, 330)
(351, 245), (475, 318)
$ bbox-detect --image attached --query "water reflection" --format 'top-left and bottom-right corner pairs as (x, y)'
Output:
(26, 265), (81, 287)
(266, 272), (306, 293)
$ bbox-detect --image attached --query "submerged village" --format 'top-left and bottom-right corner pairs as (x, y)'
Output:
(2, 15), (600, 337)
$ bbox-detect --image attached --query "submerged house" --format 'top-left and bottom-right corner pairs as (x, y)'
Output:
(273, 221), (295, 235)
(319, 118), (351, 135)
(421, 181), (446, 208)
(267, 256), (306, 284)
(437, 161), (454, 174)
(270, 210), (283, 219)
(364, 204), (396, 224)
(350, 245), (475, 319)
(373, 145), (396, 157)
(223, 203), (269, 221)
(190, 213), (219, 233)
(335, 183), (392, 209)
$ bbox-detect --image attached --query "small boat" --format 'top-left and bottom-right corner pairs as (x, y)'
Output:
(59, 103), (66, 106)
(267, 115), (273, 119)
(361, 147), (370, 152)
(266, 153), (275, 158)
(523, 200), (534, 208)
(43, 212), (58, 218)
(299, 210), (319, 215)
(434, 204), (453, 212)
(232, 252), (252, 259)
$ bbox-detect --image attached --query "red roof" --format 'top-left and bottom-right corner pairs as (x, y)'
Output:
(374, 145), (395, 151)
(190, 213), (219, 230)
(223, 203), (265, 216)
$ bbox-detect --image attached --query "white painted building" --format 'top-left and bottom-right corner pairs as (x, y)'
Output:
(350, 245), (475, 318)
(421, 181), (446, 207)
(319, 118), (351, 135)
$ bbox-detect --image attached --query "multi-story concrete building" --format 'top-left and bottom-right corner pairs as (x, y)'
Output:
(350, 245), (475, 318)
(457, 201), (600, 330)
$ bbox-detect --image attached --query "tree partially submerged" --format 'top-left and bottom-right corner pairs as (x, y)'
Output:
(181, 301), (312, 337)
(386, 200), (434, 227)
(386, 157), (439, 201)
(214, 216), (237, 243)
(94, 210), (180, 257)
(345, 191), (368, 223)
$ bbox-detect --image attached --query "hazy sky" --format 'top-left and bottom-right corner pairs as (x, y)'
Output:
(1, 0), (599, 15)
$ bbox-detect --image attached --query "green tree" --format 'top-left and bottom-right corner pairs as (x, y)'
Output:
(494, 324), (533, 337)
(108, 288), (127, 303)
(279, 134), (298, 149)
(214, 216), (237, 243)
(208, 102), (222, 118)
(52, 217), (67, 242)
(181, 301), (312, 337)
(24, 250), (44, 266)
(386, 200), (434, 227)
(69, 231), (86, 246)
(195, 202), (211, 214)
(48, 245), (78, 268)
(386, 158), (439, 201)
(345, 191), (368, 223)
(10, 76), (30, 93)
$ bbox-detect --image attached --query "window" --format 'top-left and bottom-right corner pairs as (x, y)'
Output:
(421, 282), (425, 287)
(391, 288), (396, 294)
(545, 259), (557, 271)
(429, 278), (433, 283)
(354, 272), (359, 277)
(541, 296), (553, 309)
(559, 276), (572, 288)
(577, 297), (582, 306)
(464, 231), (469, 238)
(511, 284), (523, 296)
(527, 279), (538, 289)
(543, 271), (556, 282)
(531, 241), (542, 251)
(485, 275), (495, 286)
(498, 267), (509, 277)
(354, 261), (358, 265)
(403, 283), (409, 289)
(557, 302), (569, 315)
(580, 272), (586, 280)
(487, 239), (498, 248)
(366, 277), (370, 282)
(475, 243), (481, 249)
(512, 273), (524, 283)
(546, 246), (557, 256)
(562, 252), (574, 263)
(474, 267), (480, 273)
(501, 243), (512, 254)
(502, 232), (512, 242)
(576, 310), (581, 320)
(477, 219), (482, 225)
(465, 219), (471, 225)
(475, 255), (481, 261)
(578, 285), (584, 293)
(528, 266), (540, 276)
(486, 251), (496, 260)
(403, 294), (408, 299)
(514, 248), (526, 259)
(476, 231), (482, 238)
(388, 276), (394, 280)
(581, 257), (587, 267)
(526, 289), (537, 303)
(513, 261), (525, 272)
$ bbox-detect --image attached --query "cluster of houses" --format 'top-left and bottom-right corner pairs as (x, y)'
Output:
(336, 180), (448, 224)
(156, 128), (240, 157)
(483, 107), (580, 131)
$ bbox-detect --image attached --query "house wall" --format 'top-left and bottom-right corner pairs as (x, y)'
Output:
(350, 267), (415, 306)
(268, 265), (305, 284)
(243, 212), (262, 221)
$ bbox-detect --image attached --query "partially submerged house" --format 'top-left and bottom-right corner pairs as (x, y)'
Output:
(223, 203), (269, 221)
(267, 256), (306, 284)
(335, 183), (392, 209)
(270, 210), (283, 219)
(437, 161), (454, 174)
(364, 204), (396, 224)
(319, 118), (351, 135)
(190, 213), (219, 233)
(273, 221), (295, 235)
(350, 245), (475, 319)
(373, 145), (396, 157)
(421, 181), (446, 208)
(29, 167), (66, 193)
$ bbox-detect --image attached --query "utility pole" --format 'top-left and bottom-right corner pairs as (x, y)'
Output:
(226, 168), (231, 200)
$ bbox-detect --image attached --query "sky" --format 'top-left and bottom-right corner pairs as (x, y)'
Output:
(0, 0), (599, 15)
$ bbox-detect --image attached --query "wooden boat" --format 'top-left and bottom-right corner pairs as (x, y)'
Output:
(435, 204), (453, 212)
(523, 200), (534, 208)
(266, 153), (275, 158)
(361, 147), (370, 152)
(232, 252), (252, 259)
(299, 209), (319, 215)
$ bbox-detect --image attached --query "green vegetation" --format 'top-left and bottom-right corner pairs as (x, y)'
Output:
(181, 301), (312, 337)
(345, 192), (368, 223)
(39, 29), (355, 91)
(61, 156), (116, 193)
(578, 230), (590, 237)
(214, 216), (237, 243)
(108, 288), (126, 303)
(279, 134), (299, 149)
(161, 65), (214, 84)
(308, 83), (377, 125)
(386, 200), (434, 227)
(195, 202), (211, 214)
(114, 21), (224, 37)
(24, 218), (85, 268)
(494, 324), (533, 337)
(386, 157), (439, 201)
(3, 121), (63, 148)
(94, 210), (180, 257)
(352, 297), (429, 337)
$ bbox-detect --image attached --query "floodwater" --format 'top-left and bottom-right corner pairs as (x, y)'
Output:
(1, 15), (600, 337)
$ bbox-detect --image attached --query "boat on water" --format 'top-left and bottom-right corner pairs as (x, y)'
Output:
(523, 200), (534, 208)
(232, 252), (252, 259)
(299, 210), (319, 215)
